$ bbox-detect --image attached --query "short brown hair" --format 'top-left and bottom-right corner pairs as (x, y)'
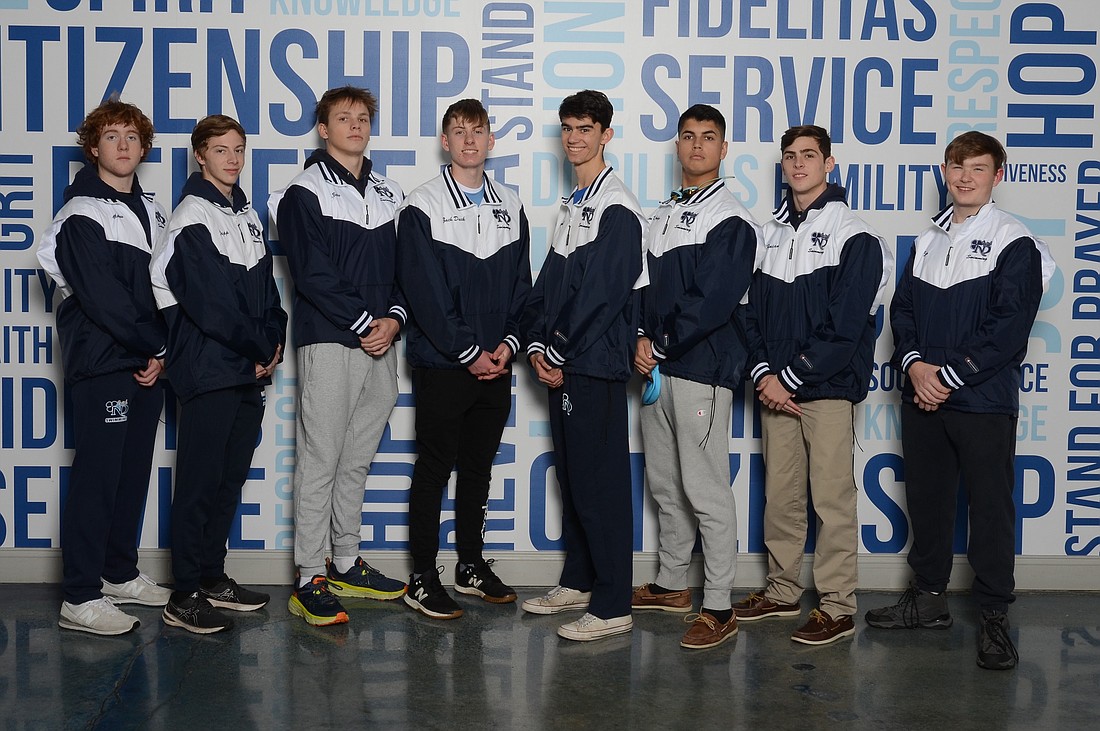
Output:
(191, 114), (246, 153)
(944, 130), (1006, 170)
(442, 98), (490, 133)
(780, 125), (831, 158)
(315, 86), (377, 126)
(76, 98), (155, 165)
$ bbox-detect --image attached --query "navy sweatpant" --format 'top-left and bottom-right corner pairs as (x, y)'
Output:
(547, 373), (633, 619)
(171, 385), (265, 593)
(63, 370), (163, 604)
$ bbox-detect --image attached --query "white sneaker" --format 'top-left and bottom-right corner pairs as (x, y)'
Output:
(59, 598), (139, 636)
(557, 612), (633, 642)
(521, 586), (592, 615)
(102, 573), (172, 606)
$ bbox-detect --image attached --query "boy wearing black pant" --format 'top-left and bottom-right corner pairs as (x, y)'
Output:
(151, 115), (287, 633)
(397, 99), (531, 619)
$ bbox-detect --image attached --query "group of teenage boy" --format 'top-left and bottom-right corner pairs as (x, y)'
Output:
(40, 83), (1052, 672)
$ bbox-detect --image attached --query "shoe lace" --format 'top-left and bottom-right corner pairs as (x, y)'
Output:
(807, 608), (829, 625)
(575, 613), (599, 628)
(982, 614), (1019, 663)
(304, 577), (342, 608)
(897, 586), (920, 626)
(684, 613), (717, 631)
(745, 591), (765, 605)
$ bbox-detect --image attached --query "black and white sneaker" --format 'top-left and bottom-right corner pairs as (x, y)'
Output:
(404, 568), (463, 620)
(455, 559), (517, 604)
(200, 575), (269, 612)
(163, 591), (234, 634)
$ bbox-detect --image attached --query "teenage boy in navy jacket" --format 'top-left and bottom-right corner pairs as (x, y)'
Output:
(632, 104), (763, 649)
(397, 98), (531, 620)
(269, 86), (407, 627)
(151, 114), (287, 633)
(520, 90), (647, 642)
(734, 125), (892, 646)
(38, 98), (172, 635)
(866, 132), (1054, 671)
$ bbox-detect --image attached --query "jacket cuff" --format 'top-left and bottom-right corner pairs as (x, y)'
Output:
(458, 344), (481, 365)
(544, 345), (566, 368)
(651, 341), (668, 362)
(938, 365), (962, 390)
(750, 362), (772, 385)
(901, 350), (922, 373)
(503, 334), (519, 357)
(351, 311), (373, 335)
(777, 367), (801, 394)
(387, 305), (407, 326)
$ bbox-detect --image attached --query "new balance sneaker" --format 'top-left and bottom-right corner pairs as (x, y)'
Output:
(404, 569), (463, 620)
(58, 597), (139, 636)
(101, 573), (171, 607)
(521, 586), (592, 615)
(732, 591), (802, 621)
(162, 591), (233, 634)
(631, 583), (692, 613)
(289, 576), (349, 627)
(791, 609), (855, 646)
(454, 559), (517, 604)
(865, 585), (952, 629)
(200, 575), (270, 612)
(558, 612), (633, 642)
(680, 611), (738, 649)
(326, 557), (406, 600)
(977, 610), (1018, 670)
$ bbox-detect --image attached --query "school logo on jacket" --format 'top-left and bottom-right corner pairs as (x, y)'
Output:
(580, 206), (596, 228)
(492, 208), (512, 227)
(155, 210), (167, 228)
(675, 211), (698, 231)
(104, 399), (129, 424)
(374, 184), (395, 200)
(968, 239), (993, 260)
(809, 231), (830, 253)
(247, 221), (263, 241)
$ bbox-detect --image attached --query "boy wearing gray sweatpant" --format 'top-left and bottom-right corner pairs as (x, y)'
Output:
(633, 104), (763, 649)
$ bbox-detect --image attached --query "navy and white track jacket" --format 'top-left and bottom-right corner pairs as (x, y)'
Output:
(37, 165), (167, 384)
(745, 184), (892, 403)
(891, 202), (1055, 415)
(524, 166), (647, 382)
(396, 167), (532, 370)
(640, 180), (764, 391)
(268, 150), (406, 349)
(150, 174), (288, 403)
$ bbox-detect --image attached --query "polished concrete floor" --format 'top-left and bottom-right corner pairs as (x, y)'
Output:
(0, 585), (1097, 730)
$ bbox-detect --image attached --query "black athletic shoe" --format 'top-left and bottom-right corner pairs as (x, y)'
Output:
(454, 559), (517, 604)
(865, 585), (952, 629)
(404, 568), (463, 620)
(163, 591), (233, 634)
(201, 575), (270, 612)
(977, 610), (1018, 670)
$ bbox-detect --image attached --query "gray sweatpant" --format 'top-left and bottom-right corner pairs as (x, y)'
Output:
(640, 375), (737, 611)
(293, 343), (398, 579)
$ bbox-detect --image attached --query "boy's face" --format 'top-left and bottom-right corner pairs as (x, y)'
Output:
(319, 100), (371, 158)
(92, 123), (144, 182)
(195, 129), (246, 197)
(676, 118), (727, 182)
(560, 115), (612, 169)
(441, 115), (494, 170)
(781, 136), (834, 198)
(942, 153), (1002, 214)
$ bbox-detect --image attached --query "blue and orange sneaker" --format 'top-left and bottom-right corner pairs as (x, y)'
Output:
(289, 576), (349, 626)
(326, 557), (407, 600)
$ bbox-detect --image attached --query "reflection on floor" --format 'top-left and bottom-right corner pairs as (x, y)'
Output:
(1, 585), (1097, 730)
